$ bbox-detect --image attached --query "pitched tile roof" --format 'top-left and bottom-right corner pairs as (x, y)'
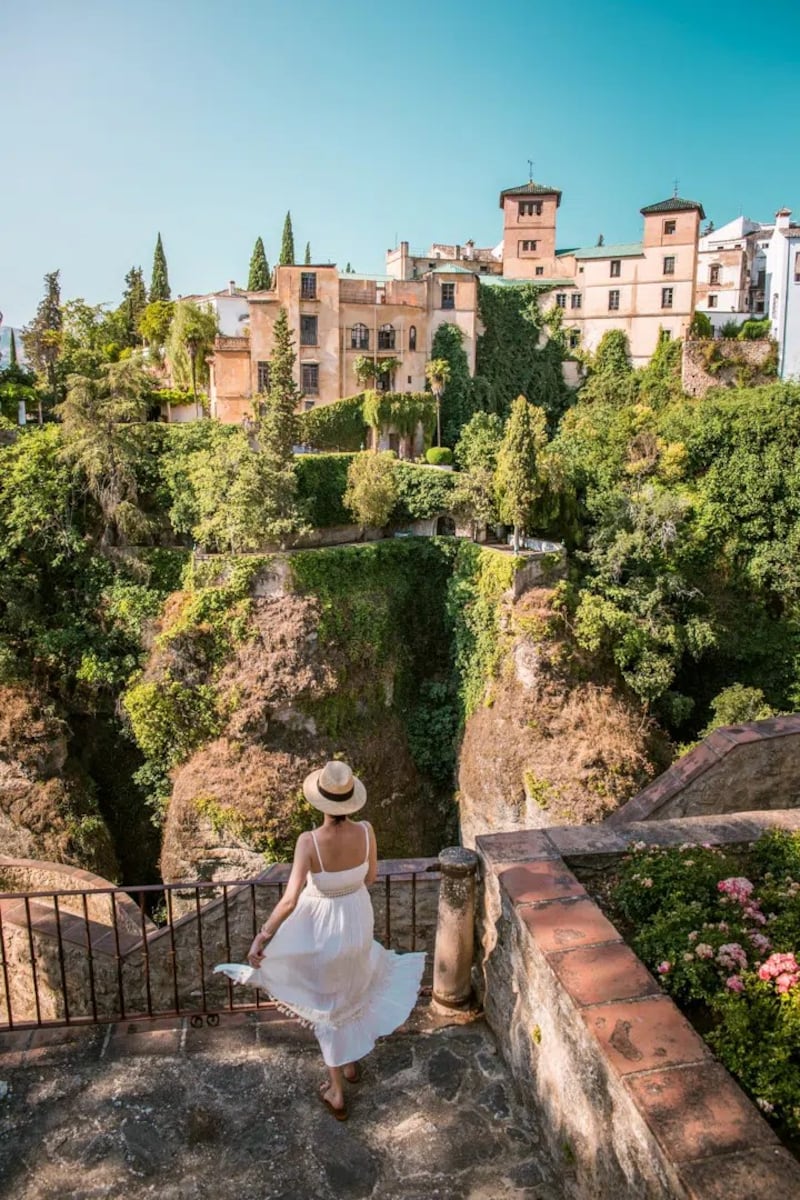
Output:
(499, 181), (562, 208)
(559, 242), (644, 261)
(640, 197), (706, 219)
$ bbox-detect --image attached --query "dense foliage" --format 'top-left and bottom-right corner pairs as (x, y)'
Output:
(430, 323), (474, 447)
(298, 394), (367, 451)
(247, 236), (270, 291)
(606, 832), (800, 1139)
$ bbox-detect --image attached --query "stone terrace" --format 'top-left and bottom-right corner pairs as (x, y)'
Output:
(0, 1005), (567, 1200)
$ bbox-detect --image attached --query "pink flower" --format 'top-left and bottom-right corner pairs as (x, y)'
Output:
(657, 961), (671, 975)
(718, 877), (754, 903)
(688, 931), (698, 942)
(776, 974), (795, 995)
(717, 943), (748, 972)
(757, 952), (800, 993)
(726, 976), (744, 992)
(757, 1098), (775, 1114)
(695, 943), (714, 960)
(641, 878), (653, 888)
(683, 952), (694, 962)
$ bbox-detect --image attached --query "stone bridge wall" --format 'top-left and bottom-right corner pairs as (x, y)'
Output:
(607, 715), (800, 826)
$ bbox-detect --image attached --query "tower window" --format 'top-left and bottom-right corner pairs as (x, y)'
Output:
(608, 290), (620, 311)
(518, 200), (543, 216)
(441, 283), (455, 310)
(409, 325), (417, 351)
(535, 267), (544, 276)
(663, 256), (676, 275)
(610, 260), (621, 278)
(662, 287), (674, 308)
(664, 220), (677, 235)
(300, 272), (317, 299)
(519, 240), (538, 252)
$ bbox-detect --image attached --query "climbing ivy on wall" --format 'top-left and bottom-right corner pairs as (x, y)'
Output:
(474, 283), (571, 427)
(445, 543), (519, 720)
(299, 395), (367, 451)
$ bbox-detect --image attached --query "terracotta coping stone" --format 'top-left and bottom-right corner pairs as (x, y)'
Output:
(478, 810), (800, 1196)
(606, 714), (800, 827)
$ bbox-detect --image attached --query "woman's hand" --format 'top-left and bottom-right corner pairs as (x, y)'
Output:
(247, 933), (269, 968)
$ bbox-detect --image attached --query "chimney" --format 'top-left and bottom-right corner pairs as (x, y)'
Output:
(229, 280), (236, 295)
(776, 209), (792, 230)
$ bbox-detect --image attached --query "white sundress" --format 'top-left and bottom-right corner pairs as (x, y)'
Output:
(213, 823), (426, 1067)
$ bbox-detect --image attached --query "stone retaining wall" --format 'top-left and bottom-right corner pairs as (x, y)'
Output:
(682, 338), (776, 397)
(608, 715), (800, 826)
(476, 811), (800, 1200)
(0, 858), (439, 1026)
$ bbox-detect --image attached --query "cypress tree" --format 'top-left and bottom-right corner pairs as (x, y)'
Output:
(248, 237), (271, 290)
(9, 329), (17, 366)
(304, 241), (311, 265)
(495, 395), (544, 553)
(149, 233), (171, 302)
(262, 306), (300, 457)
(121, 266), (148, 346)
(279, 212), (295, 266)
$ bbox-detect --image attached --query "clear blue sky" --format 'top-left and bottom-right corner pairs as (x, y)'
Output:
(2, 0), (797, 328)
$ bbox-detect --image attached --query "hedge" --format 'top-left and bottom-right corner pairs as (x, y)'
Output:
(295, 453), (356, 527)
(298, 394), (367, 451)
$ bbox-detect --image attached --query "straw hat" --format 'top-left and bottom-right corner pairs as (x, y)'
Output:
(302, 761), (366, 816)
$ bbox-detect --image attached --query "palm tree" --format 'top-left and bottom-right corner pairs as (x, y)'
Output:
(425, 358), (451, 447)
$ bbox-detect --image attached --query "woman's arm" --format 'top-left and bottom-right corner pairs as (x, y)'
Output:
(364, 821), (378, 887)
(247, 833), (311, 966)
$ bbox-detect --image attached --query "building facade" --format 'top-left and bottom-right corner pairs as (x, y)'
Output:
(198, 181), (797, 424)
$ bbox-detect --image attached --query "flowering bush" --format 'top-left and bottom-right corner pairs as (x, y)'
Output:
(606, 830), (800, 1138)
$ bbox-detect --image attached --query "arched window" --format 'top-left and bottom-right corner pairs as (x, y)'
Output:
(378, 323), (395, 351)
(409, 325), (417, 351)
(351, 322), (369, 350)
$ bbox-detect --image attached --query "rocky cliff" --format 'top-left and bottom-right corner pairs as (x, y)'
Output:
(458, 588), (672, 846)
(0, 684), (118, 878)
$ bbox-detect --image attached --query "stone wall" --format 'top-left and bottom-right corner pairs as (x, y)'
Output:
(607, 715), (800, 826)
(476, 812), (800, 1199)
(681, 338), (775, 397)
(0, 858), (439, 1026)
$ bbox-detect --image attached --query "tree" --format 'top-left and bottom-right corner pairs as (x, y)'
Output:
(149, 233), (171, 302)
(280, 212), (295, 266)
(9, 329), (17, 366)
(138, 300), (174, 352)
(495, 395), (545, 552)
(430, 323), (473, 446)
(119, 267), (148, 347)
(248, 237), (271, 290)
(425, 358), (451, 448)
(344, 452), (399, 532)
(580, 329), (638, 407)
(56, 358), (153, 548)
(165, 301), (217, 408)
(22, 270), (63, 423)
(455, 411), (505, 473)
(304, 242), (311, 265)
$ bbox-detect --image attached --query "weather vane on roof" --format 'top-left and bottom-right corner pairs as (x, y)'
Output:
(673, 179), (679, 198)
(528, 159), (534, 183)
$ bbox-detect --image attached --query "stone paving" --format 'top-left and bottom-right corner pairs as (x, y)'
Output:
(0, 1004), (568, 1200)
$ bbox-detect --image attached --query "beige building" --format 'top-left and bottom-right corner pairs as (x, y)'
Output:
(200, 179), (717, 423)
(206, 264), (479, 423)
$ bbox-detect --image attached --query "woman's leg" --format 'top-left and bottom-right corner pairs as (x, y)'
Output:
(343, 1061), (360, 1082)
(322, 1064), (345, 1111)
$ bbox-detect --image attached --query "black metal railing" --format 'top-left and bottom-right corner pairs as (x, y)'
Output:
(0, 860), (440, 1032)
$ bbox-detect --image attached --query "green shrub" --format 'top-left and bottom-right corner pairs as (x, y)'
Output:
(362, 391), (436, 440)
(299, 395), (367, 451)
(392, 462), (455, 521)
(426, 447), (454, 466)
(738, 318), (772, 341)
(689, 311), (714, 339)
(295, 453), (356, 526)
(720, 319), (742, 339)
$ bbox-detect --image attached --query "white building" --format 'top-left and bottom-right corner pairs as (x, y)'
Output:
(695, 216), (770, 331)
(766, 209), (800, 380)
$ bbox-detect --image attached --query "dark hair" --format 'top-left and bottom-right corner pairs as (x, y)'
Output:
(330, 814), (347, 825)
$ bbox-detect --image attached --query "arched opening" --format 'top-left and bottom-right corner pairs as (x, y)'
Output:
(409, 325), (417, 351)
(378, 323), (396, 351)
(351, 323), (369, 350)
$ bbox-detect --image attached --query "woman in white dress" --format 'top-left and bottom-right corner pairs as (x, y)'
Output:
(214, 761), (426, 1119)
